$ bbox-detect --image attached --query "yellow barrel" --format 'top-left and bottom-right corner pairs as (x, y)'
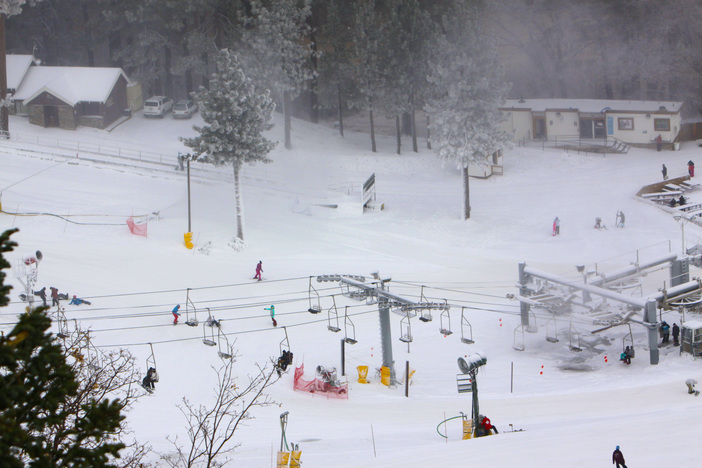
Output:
(380, 366), (391, 386)
(184, 232), (194, 249)
(276, 451), (290, 468)
(289, 450), (302, 468)
(357, 365), (369, 384)
(462, 419), (473, 440)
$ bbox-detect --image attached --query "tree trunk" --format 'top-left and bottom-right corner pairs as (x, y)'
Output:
(411, 108), (417, 153)
(233, 162), (244, 241)
(426, 115), (431, 150)
(395, 115), (401, 155)
(284, 89), (292, 150)
(337, 82), (344, 137)
(463, 166), (471, 220)
(369, 107), (376, 153)
(309, 31), (319, 124)
(0, 14), (8, 134)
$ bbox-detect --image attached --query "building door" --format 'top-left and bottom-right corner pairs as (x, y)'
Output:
(593, 119), (606, 138)
(533, 117), (546, 140)
(44, 106), (59, 127)
(579, 119), (593, 138)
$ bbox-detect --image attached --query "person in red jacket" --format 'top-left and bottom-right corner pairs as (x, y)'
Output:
(688, 160), (695, 177)
(254, 261), (263, 281)
(612, 446), (627, 468)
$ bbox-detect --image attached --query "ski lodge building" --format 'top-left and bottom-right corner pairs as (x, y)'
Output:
(499, 98), (685, 151)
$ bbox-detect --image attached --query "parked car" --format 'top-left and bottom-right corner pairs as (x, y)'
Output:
(172, 99), (198, 119)
(143, 96), (173, 118)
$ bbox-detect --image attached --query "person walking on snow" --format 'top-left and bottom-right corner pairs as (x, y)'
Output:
(661, 321), (670, 344)
(662, 163), (668, 180)
(265, 305), (277, 327)
(688, 160), (695, 177)
(616, 210), (625, 228)
(254, 261), (263, 281)
(172, 304), (181, 325)
(50, 287), (60, 307)
(612, 446), (627, 468)
(552, 217), (560, 236)
(673, 322), (680, 346)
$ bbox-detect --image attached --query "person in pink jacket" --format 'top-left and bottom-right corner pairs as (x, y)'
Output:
(254, 261), (263, 281)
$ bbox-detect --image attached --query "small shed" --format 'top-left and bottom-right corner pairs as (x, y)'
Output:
(681, 320), (702, 357)
(11, 66), (131, 130)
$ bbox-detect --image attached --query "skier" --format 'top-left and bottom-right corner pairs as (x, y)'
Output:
(661, 321), (670, 344)
(689, 160), (695, 177)
(662, 163), (668, 180)
(33, 287), (47, 307)
(265, 304), (277, 327)
(172, 304), (181, 325)
(686, 378), (699, 396)
(672, 322), (680, 346)
(594, 217), (605, 230)
(612, 446), (627, 468)
(142, 367), (157, 393)
(620, 346), (633, 365)
(616, 210), (625, 228)
(552, 217), (560, 236)
(50, 287), (60, 307)
(254, 261), (263, 281)
(69, 295), (91, 306)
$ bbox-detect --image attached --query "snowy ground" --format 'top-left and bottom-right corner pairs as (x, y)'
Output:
(2, 109), (702, 467)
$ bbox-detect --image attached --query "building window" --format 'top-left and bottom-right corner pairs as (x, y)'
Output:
(80, 102), (100, 116)
(654, 118), (670, 132)
(618, 117), (634, 130)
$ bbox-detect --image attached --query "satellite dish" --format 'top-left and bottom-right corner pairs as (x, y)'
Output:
(458, 357), (471, 374)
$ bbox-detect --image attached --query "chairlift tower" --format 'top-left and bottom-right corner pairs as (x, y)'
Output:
(318, 274), (450, 383)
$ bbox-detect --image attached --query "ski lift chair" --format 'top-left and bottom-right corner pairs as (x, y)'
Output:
(184, 289), (199, 327)
(623, 323), (635, 358)
(513, 325), (525, 351)
(217, 328), (232, 359)
(399, 311), (412, 343)
(460, 307), (474, 344)
(439, 308), (452, 336)
(569, 318), (582, 352)
(202, 321), (216, 347)
(343, 307), (357, 344)
(546, 314), (559, 343)
(308, 277), (322, 314)
(327, 296), (341, 333)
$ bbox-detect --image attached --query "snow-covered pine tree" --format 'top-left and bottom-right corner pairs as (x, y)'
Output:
(425, 0), (510, 220)
(181, 49), (276, 242)
(239, 0), (314, 150)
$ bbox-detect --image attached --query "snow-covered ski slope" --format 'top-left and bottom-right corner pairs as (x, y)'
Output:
(2, 110), (702, 467)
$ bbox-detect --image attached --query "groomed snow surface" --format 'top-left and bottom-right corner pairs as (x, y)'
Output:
(2, 111), (701, 467)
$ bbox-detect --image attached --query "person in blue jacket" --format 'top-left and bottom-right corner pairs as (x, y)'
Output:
(172, 304), (181, 325)
(69, 295), (91, 305)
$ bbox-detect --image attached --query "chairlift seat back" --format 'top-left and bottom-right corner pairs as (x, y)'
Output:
(203, 339), (216, 347)
(186, 319), (199, 327)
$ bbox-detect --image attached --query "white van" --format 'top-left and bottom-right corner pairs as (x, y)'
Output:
(143, 96), (173, 118)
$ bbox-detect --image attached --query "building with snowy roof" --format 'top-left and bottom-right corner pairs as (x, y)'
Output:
(500, 98), (684, 150)
(10, 64), (137, 130)
(5, 54), (39, 94)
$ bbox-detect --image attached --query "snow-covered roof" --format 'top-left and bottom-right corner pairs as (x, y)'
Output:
(502, 98), (683, 114)
(13, 66), (130, 106)
(5, 54), (37, 91)
(682, 320), (702, 329)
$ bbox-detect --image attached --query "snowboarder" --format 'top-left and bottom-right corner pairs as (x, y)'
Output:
(661, 321), (670, 344)
(656, 134), (663, 151)
(616, 210), (625, 228)
(620, 346), (633, 365)
(172, 304), (181, 325)
(552, 217), (560, 236)
(662, 163), (668, 180)
(69, 295), (91, 306)
(142, 367), (157, 393)
(265, 304), (277, 327)
(679, 195), (686, 206)
(612, 446), (627, 468)
(672, 323), (680, 346)
(686, 378), (699, 396)
(33, 287), (47, 307)
(689, 160), (695, 178)
(254, 261), (263, 281)
(594, 217), (606, 230)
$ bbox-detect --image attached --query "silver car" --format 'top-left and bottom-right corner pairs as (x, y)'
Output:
(172, 99), (198, 119)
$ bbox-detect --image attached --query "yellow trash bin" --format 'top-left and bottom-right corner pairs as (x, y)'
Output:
(380, 366), (391, 386)
(462, 419), (473, 440)
(357, 365), (369, 384)
(276, 451), (290, 468)
(289, 450), (302, 468)
(184, 232), (194, 249)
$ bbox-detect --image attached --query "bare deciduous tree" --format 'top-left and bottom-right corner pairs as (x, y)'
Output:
(164, 347), (280, 468)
